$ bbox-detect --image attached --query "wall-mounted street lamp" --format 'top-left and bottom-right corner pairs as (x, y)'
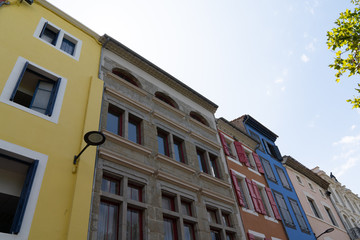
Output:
(73, 131), (105, 165)
(315, 228), (334, 239)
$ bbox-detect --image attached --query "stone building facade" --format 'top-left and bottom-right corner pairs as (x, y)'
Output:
(313, 167), (360, 240)
(217, 118), (288, 240)
(283, 157), (350, 240)
(88, 35), (245, 240)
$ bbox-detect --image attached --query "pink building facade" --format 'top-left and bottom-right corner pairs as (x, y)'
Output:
(283, 156), (350, 240)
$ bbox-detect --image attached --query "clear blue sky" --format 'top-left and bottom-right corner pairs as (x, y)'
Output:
(48, 0), (360, 195)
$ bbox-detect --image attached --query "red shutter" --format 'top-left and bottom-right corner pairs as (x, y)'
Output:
(252, 152), (264, 174)
(230, 170), (245, 207)
(252, 180), (266, 215)
(245, 178), (260, 213)
(234, 141), (250, 167)
(247, 233), (256, 240)
(219, 132), (230, 156)
(265, 187), (282, 220)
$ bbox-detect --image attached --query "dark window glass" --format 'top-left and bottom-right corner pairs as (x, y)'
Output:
(184, 223), (195, 240)
(107, 104), (123, 136)
(162, 195), (175, 211)
(128, 114), (141, 144)
(308, 198), (321, 219)
(112, 68), (139, 87)
(226, 233), (234, 240)
(289, 198), (310, 233)
(261, 158), (277, 182)
(207, 209), (218, 224)
(157, 129), (169, 156)
(11, 63), (60, 116)
(126, 208), (142, 240)
(173, 137), (185, 163)
(276, 166), (291, 189)
(155, 92), (178, 108)
(163, 217), (177, 240)
(98, 201), (118, 240)
(210, 229), (221, 240)
(222, 212), (231, 227)
(128, 184), (142, 202)
(273, 192), (295, 227)
(60, 38), (75, 55)
(181, 201), (192, 216)
(196, 149), (208, 173)
(249, 130), (264, 152)
(325, 207), (338, 226)
(237, 179), (249, 209)
(209, 154), (220, 178)
(40, 25), (58, 45)
(101, 176), (120, 195)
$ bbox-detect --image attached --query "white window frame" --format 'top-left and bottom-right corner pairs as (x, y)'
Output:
(0, 57), (67, 124)
(34, 18), (82, 61)
(0, 139), (47, 240)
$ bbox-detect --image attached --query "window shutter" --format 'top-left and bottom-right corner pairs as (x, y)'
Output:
(247, 233), (256, 240)
(252, 181), (266, 215)
(219, 132), (230, 156)
(230, 170), (245, 207)
(31, 80), (54, 114)
(10, 61), (29, 101)
(252, 152), (264, 174)
(234, 141), (250, 167)
(46, 78), (61, 116)
(274, 145), (282, 161)
(265, 187), (281, 220)
(10, 160), (39, 234)
(245, 178), (260, 213)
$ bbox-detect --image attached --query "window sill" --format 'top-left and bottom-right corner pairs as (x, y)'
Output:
(248, 167), (261, 176)
(156, 154), (196, 174)
(264, 215), (278, 223)
(241, 208), (259, 216)
(106, 72), (147, 96)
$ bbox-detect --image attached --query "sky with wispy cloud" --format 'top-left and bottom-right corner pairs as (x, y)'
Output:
(48, 0), (359, 195)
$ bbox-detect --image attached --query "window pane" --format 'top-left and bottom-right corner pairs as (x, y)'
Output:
(261, 158), (276, 182)
(222, 213), (231, 227)
(101, 176), (120, 195)
(274, 192), (294, 227)
(158, 130), (169, 156)
(210, 230), (221, 240)
(126, 208), (142, 240)
(184, 223), (195, 240)
(181, 201), (192, 216)
(237, 179), (249, 209)
(207, 209), (218, 224)
(197, 150), (207, 173)
(162, 195), (175, 211)
(289, 199), (309, 233)
(164, 218), (177, 240)
(173, 137), (184, 163)
(209, 155), (220, 178)
(107, 105), (122, 136)
(60, 38), (75, 55)
(308, 198), (321, 218)
(41, 27), (57, 45)
(128, 184), (142, 202)
(98, 201), (118, 240)
(128, 115), (141, 144)
(325, 207), (338, 226)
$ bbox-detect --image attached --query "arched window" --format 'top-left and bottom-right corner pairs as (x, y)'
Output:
(190, 111), (209, 126)
(112, 68), (140, 87)
(155, 92), (178, 109)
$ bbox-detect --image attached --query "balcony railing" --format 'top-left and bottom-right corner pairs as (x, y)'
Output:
(349, 227), (360, 240)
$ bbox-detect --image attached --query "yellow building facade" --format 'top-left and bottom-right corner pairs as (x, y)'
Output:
(0, 1), (103, 239)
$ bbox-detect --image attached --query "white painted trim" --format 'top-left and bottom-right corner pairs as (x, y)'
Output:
(0, 139), (47, 240)
(0, 57), (67, 124)
(231, 169), (246, 179)
(264, 215), (279, 223)
(248, 229), (265, 238)
(33, 17), (82, 61)
(271, 237), (282, 240)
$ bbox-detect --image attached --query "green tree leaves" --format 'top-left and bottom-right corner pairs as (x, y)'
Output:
(327, 0), (360, 108)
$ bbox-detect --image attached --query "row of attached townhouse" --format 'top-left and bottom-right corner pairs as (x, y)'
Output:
(1, 1), (360, 240)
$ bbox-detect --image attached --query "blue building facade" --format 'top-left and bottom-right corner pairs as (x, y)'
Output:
(232, 115), (316, 240)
